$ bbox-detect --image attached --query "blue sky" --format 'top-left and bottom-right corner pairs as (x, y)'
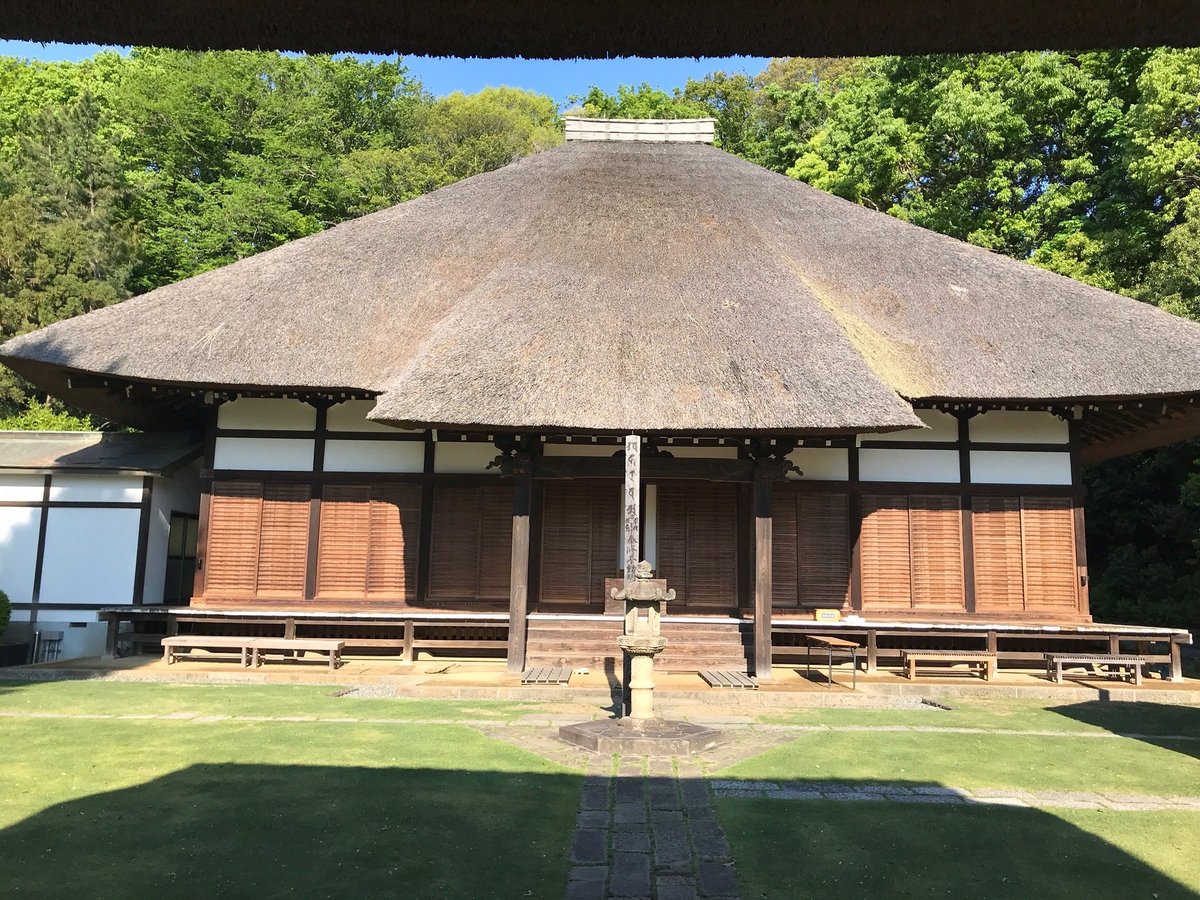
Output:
(0, 40), (768, 106)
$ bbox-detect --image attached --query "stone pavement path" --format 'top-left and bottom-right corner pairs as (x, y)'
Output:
(566, 755), (737, 900)
(710, 779), (1200, 812)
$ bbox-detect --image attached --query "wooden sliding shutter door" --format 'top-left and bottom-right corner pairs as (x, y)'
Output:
(973, 496), (1079, 615)
(859, 494), (964, 612)
(655, 481), (738, 607)
(427, 484), (514, 601)
(540, 480), (620, 606)
(316, 484), (421, 600)
(203, 481), (310, 599)
(771, 486), (850, 608)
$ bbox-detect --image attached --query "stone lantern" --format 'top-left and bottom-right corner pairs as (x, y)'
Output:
(611, 560), (674, 720)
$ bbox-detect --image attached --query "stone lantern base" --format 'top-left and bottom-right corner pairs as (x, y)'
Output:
(558, 718), (726, 756)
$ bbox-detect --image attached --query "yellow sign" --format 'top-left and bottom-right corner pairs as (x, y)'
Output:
(814, 609), (842, 622)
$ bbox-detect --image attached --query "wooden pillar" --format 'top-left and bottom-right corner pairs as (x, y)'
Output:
(958, 413), (976, 613)
(131, 476), (154, 605)
(102, 614), (119, 660)
(1169, 640), (1184, 683)
(753, 471), (773, 682)
(1069, 416), (1091, 618)
(402, 619), (415, 664)
(866, 629), (878, 674)
(506, 464), (533, 673)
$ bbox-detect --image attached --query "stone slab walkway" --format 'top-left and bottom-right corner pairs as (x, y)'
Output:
(566, 755), (738, 900)
(710, 779), (1200, 812)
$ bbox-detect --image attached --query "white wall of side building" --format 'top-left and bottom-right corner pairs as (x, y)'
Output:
(142, 460), (202, 605)
(0, 464), (203, 662)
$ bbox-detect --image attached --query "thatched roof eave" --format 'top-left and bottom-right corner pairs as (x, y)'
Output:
(4, 0), (1200, 57)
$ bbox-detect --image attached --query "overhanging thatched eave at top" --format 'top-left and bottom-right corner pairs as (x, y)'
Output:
(4, 0), (1200, 58)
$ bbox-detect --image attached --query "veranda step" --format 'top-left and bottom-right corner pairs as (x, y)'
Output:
(521, 666), (573, 685)
(699, 670), (758, 689)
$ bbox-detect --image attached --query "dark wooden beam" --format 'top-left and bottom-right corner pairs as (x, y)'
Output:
(27, 475), (51, 641)
(131, 475), (154, 605)
(535, 455), (754, 482)
(304, 405), (328, 600)
(958, 415), (976, 614)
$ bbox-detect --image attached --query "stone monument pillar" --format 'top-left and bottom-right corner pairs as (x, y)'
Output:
(611, 560), (673, 720)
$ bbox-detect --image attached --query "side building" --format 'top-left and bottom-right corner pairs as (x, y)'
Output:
(0, 431), (200, 661)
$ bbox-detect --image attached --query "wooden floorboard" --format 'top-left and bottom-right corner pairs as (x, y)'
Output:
(700, 670), (757, 689)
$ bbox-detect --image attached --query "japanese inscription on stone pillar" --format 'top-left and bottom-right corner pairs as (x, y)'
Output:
(624, 434), (640, 583)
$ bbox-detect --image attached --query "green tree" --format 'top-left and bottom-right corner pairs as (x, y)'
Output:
(0, 92), (135, 412)
(421, 87), (561, 180)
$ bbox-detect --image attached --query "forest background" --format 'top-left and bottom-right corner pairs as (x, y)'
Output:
(0, 48), (1197, 630)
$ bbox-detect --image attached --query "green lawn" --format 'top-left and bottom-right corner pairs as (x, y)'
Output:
(719, 801), (1200, 898)
(5, 682), (1200, 899)
(721, 698), (1200, 898)
(757, 696), (1200, 736)
(0, 682), (578, 899)
(0, 678), (540, 720)
(719, 729), (1198, 796)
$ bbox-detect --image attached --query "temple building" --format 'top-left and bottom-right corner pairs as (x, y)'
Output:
(1, 118), (1195, 676)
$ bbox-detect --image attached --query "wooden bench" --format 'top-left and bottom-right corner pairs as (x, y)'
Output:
(162, 635), (253, 666)
(902, 650), (997, 681)
(249, 638), (346, 671)
(1046, 653), (1146, 686)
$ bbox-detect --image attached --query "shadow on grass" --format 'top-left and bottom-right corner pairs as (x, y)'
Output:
(1048, 700), (1200, 760)
(0, 764), (578, 900)
(715, 777), (1197, 899)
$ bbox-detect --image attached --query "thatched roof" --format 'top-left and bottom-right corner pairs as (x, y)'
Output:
(4, 1), (1199, 57)
(7, 139), (1200, 446)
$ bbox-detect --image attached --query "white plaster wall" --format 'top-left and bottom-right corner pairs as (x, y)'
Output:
(143, 461), (203, 604)
(970, 410), (1069, 444)
(0, 475), (45, 502)
(39, 507), (140, 604)
(543, 443), (621, 457)
(217, 397), (316, 431)
(29, 618), (107, 660)
(49, 474), (143, 503)
(970, 451), (1073, 485)
(326, 399), (412, 433)
(859, 448), (960, 483)
(435, 443), (499, 474)
(663, 445), (739, 459)
(323, 440), (425, 473)
(213, 437), (315, 471)
(869, 409), (959, 442)
(0, 506), (41, 604)
(786, 447), (849, 481)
